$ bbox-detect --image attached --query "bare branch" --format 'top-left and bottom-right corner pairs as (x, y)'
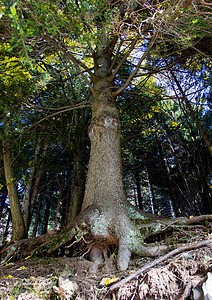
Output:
(61, 49), (96, 96)
(108, 37), (139, 82)
(113, 30), (159, 97)
(109, 39), (124, 74)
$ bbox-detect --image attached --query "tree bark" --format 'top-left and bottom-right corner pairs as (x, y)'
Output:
(2, 141), (26, 241)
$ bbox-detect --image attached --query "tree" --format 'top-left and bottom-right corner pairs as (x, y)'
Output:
(1, 0), (211, 269)
(0, 42), (35, 240)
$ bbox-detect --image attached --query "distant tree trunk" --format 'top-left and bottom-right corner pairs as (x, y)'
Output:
(55, 171), (65, 230)
(134, 173), (143, 210)
(63, 186), (71, 226)
(156, 137), (180, 217)
(0, 186), (7, 219)
(2, 209), (11, 242)
(27, 144), (48, 233)
(28, 168), (43, 230)
(179, 114), (212, 214)
(68, 139), (86, 222)
(42, 193), (51, 234)
(163, 158), (179, 217)
(193, 147), (212, 213)
(32, 194), (42, 237)
(2, 140), (26, 241)
(22, 139), (42, 234)
(166, 135), (198, 215)
(145, 166), (157, 214)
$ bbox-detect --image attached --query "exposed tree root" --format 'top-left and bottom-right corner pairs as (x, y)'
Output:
(110, 239), (212, 291)
(1, 210), (212, 275)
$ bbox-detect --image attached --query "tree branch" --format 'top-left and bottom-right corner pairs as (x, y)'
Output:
(110, 239), (212, 291)
(109, 39), (124, 73)
(113, 30), (159, 97)
(108, 37), (139, 82)
(53, 39), (96, 96)
(63, 50), (96, 96)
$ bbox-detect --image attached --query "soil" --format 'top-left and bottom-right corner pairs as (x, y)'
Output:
(0, 244), (211, 299)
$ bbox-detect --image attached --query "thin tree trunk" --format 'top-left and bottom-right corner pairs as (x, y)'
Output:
(0, 186), (7, 219)
(55, 171), (65, 230)
(27, 143), (48, 233)
(22, 139), (42, 233)
(64, 186), (71, 226)
(145, 167), (157, 214)
(42, 193), (51, 234)
(28, 168), (43, 231)
(2, 209), (11, 243)
(194, 148), (212, 213)
(176, 99), (211, 213)
(166, 135), (198, 214)
(134, 173), (143, 210)
(68, 148), (86, 222)
(32, 194), (42, 237)
(2, 141), (26, 241)
(156, 136), (180, 217)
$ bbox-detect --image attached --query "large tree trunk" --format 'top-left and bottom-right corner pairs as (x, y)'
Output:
(2, 141), (26, 241)
(81, 48), (163, 271)
(82, 51), (125, 211)
(81, 50), (132, 270)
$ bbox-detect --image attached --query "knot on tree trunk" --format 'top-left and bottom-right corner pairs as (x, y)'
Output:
(88, 114), (120, 138)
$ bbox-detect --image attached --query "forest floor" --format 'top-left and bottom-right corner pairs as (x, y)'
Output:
(0, 241), (211, 299)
